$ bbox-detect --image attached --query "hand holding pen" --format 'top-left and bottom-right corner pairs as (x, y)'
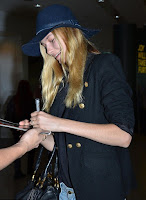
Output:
(31, 98), (52, 137)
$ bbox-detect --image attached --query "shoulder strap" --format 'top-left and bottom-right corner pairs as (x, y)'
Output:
(43, 146), (56, 177)
(36, 146), (56, 188)
(31, 145), (56, 181)
(34, 146), (44, 172)
(31, 145), (44, 181)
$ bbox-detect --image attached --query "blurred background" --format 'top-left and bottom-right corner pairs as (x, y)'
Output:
(0, 0), (146, 199)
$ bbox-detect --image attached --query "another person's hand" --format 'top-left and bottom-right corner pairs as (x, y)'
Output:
(19, 119), (30, 129)
(18, 128), (44, 153)
(0, 128), (47, 171)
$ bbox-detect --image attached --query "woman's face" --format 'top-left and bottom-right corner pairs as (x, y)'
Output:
(41, 32), (66, 63)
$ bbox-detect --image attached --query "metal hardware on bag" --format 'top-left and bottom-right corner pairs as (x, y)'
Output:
(47, 173), (52, 178)
(31, 170), (37, 181)
(36, 177), (42, 186)
(54, 177), (59, 188)
(40, 177), (46, 188)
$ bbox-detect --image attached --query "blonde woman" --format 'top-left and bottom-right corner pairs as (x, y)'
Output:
(20, 4), (136, 200)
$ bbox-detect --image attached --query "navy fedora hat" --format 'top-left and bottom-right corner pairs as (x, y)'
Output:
(22, 4), (100, 57)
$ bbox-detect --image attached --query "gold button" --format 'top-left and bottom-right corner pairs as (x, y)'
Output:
(68, 191), (72, 194)
(84, 82), (88, 87)
(67, 144), (72, 148)
(79, 103), (85, 109)
(76, 143), (81, 148)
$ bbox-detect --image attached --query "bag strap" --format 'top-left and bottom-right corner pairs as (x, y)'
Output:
(31, 145), (56, 182)
(44, 146), (56, 177)
(31, 145), (44, 181)
(35, 146), (44, 171)
(38, 146), (56, 188)
(31, 144), (57, 187)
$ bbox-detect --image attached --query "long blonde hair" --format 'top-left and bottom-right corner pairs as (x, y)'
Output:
(40, 27), (99, 112)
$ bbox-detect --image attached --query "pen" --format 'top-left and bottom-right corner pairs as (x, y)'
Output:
(35, 99), (52, 136)
(35, 98), (40, 111)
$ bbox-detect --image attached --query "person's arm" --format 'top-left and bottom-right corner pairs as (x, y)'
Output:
(40, 134), (54, 151)
(30, 111), (131, 148)
(0, 142), (27, 171)
(0, 128), (44, 171)
(59, 118), (132, 148)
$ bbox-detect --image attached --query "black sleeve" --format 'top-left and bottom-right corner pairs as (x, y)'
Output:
(97, 53), (135, 136)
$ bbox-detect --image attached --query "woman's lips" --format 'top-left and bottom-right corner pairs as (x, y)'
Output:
(55, 51), (61, 58)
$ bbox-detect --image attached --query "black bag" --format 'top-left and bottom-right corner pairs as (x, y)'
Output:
(15, 146), (60, 200)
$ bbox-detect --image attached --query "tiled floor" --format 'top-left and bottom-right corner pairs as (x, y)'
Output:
(0, 134), (146, 200)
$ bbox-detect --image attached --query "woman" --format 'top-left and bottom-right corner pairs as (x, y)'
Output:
(20, 4), (136, 200)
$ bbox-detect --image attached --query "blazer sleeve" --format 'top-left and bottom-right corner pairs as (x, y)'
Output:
(97, 53), (135, 136)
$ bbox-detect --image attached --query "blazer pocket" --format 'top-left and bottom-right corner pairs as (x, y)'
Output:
(83, 151), (121, 181)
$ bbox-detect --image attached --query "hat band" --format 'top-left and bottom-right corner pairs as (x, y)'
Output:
(36, 19), (80, 35)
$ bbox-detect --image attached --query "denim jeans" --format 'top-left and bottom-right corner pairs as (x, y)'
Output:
(59, 182), (76, 200)
(59, 182), (126, 200)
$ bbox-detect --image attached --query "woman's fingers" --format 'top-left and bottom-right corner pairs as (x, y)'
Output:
(30, 111), (61, 132)
(30, 111), (40, 126)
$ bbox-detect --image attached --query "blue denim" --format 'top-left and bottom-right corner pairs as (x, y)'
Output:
(59, 182), (126, 200)
(59, 182), (76, 200)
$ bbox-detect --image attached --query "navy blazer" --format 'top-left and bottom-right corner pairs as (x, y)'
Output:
(51, 53), (136, 200)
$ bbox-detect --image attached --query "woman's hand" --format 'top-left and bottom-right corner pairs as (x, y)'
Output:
(30, 111), (61, 132)
(30, 111), (62, 132)
(19, 111), (63, 133)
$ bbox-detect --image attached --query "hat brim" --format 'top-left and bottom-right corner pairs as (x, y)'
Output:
(22, 24), (100, 57)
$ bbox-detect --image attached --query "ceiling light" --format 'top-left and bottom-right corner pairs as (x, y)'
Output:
(35, 4), (41, 8)
(115, 15), (120, 19)
(98, 0), (104, 2)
